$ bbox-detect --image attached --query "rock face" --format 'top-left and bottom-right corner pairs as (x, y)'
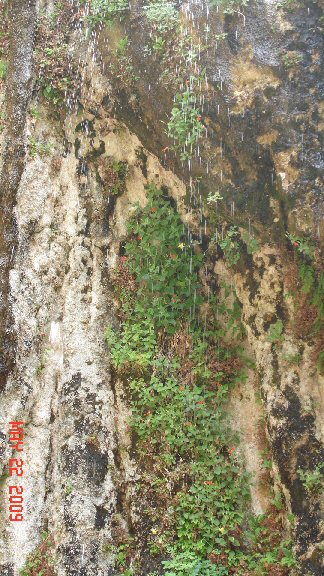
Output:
(0, 1), (323, 575)
(0, 0), (37, 388)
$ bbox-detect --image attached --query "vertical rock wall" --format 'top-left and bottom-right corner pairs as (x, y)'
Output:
(0, 0), (36, 387)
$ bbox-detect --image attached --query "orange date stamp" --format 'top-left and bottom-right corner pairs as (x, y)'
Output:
(8, 421), (24, 521)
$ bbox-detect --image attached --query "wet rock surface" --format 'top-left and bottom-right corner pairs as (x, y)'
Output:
(0, 0), (37, 388)
(97, 0), (323, 238)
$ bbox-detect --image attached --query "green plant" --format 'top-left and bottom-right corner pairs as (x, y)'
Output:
(286, 232), (315, 260)
(207, 191), (223, 203)
(106, 317), (157, 368)
(216, 226), (241, 267)
(44, 47), (55, 57)
(179, 39), (200, 67)
(20, 532), (56, 576)
(0, 469), (10, 484)
(145, 1), (179, 33)
(108, 37), (138, 86)
(153, 36), (166, 53)
(106, 186), (246, 565)
(115, 540), (134, 572)
(87, 0), (129, 28)
(42, 83), (64, 107)
(48, 1), (65, 26)
(271, 22), (280, 33)
(259, 449), (272, 470)
(285, 234), (323, 338)
(0, 110), (7, 134)
(279, 544), (298, 568)
(282, 351), (302, 365)
(242, 232), (260, 255)
(276, 0), (299, 11)
(30, 107), (42, 120)
(281, 51), (303, 69)
(34, 6), (81, 111)
(267, 320), (284, 343)
(116, 545), (127, 567)
(299, 262), (316, 293)
(36, 353), (48, 376)
(317, 351), (324, 374)
(117, 36), (129, 55)
(104, 160), (129, 195)
(271, 491), (284, 511)
(104, 183), (296, 574)
(209, 0), (249, 17)
(167, 85), (204, 161)
(288, 513), (295, 525)
(29, 137), (53, 158)
(298, 464), (324, 493)
(102, 542), (116, 554)
(113, 160), (128, 179)
(163, 550), (228, 575)
(0, 59), (7, 79)
(215, 33), (228, 42)
(215, 284), (245, 340)
(65, 482), (74, 495)
(121, 185), (203, 331)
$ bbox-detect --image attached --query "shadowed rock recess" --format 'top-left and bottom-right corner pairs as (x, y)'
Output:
(0, 1), (323, 576)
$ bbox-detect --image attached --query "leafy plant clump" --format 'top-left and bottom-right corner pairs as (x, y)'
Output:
(106, 184), (297, 575)
(0, 4), (8, 81)
(207, 191), (224, 203)
(210, 227), (260, 267)
(29, 137), (53, 158)
(242, 232), (260, 255)
(108, 35), (139, 86)
(20, 532), (56, 576)
(87, 0), (129, 28)
(281, 51), (303, 69)
(267, 320), (284, 344)
(209, 0), (250, 14)
(143, 0), (179, 58)
(144, 1), (179, 33)
(298, 464), (324, 493)
(167, 86), (204, 161)
(0, 58), (7, 79)
(286, 232), (323, 337)
(213, 226), (241, 267)
(35, 4), (81, 110)
(286, 232), (315, 260)
(98, 158), (128, 196)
